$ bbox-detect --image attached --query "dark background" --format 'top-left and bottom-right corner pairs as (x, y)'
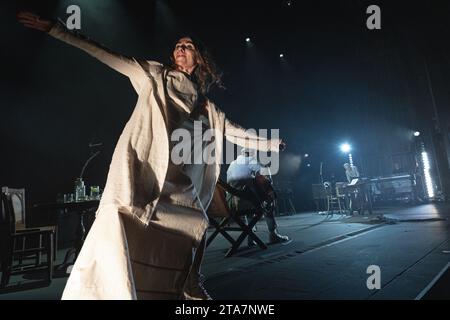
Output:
(1, 0), (450, 211)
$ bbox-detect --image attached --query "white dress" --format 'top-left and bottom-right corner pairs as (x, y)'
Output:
(123, 81), (212, 299)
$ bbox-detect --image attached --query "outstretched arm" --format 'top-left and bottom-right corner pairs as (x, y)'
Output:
(17, 12), (147, 90)
(224, 117), (285, 152)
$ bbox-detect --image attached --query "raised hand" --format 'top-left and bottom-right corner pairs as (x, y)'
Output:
(17, 11), (53, 32)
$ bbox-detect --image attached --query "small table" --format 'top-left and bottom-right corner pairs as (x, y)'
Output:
(33, 200), (99, 273)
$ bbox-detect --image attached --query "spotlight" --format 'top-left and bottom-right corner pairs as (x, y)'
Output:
(307, 163), (311, 167)
(414, 131), (421, 137)
(245, 37), (251, 43)
(279, 53), (284, 58)
(304, 153), (309, 158)
(340, 143), (351, 153)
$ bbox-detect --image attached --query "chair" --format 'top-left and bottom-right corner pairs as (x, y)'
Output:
(312, 183), (328, 213)
(1, 191), (55, 288)
(206, 179), (267, 257)
(2, 187), (31, 265)
(273, 181), (296, 216)
(324, 182), (345, 214)
(1, 187), (57, 263)
(2, 187), (26, 228)
(335, 182), (349, 213)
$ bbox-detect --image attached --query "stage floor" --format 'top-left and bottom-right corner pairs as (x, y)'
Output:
(1, 203), (449, 300)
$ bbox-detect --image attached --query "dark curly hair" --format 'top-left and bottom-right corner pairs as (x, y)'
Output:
(170, 36), (225, 95)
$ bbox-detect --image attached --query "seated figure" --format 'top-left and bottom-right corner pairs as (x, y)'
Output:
(226, 148), (290, 246)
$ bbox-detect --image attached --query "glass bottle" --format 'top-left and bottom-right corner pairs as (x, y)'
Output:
(75, 178), (86, 202)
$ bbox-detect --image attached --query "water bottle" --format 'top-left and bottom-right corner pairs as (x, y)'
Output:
(75, 178), (86, 202)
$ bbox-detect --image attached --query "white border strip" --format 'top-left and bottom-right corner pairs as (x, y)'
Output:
(415, 262), (450, 300)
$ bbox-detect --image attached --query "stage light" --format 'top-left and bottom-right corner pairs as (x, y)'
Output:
(422, 151), (435, 198)
(340, 143), (354, 165)
(279, 53), (284, 58)
(245, 37), (251, 43)
(414, 131), (421, 137)
(304, 153), (309, 158)
(340, 143), (351, 153)
(307, 163), (311, 167)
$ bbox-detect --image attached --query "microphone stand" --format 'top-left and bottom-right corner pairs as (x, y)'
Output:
(319, 161), (325, 214)
(320, 162), (324, 185)
(79, 151), (101, 179)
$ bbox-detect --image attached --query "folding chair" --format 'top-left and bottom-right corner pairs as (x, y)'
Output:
(206, 179), (267, 257)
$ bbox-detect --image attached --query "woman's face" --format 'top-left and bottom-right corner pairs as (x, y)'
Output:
(173, 37), (198, 73)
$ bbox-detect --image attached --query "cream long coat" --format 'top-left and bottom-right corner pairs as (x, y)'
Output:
(48, 23), (281, 299)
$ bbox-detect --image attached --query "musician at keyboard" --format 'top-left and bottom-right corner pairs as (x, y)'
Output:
(344, 163), (360, 183)
(342, 164), (373, 215)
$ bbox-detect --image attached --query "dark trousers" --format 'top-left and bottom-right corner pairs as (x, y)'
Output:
(228, 178), (277, 232)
